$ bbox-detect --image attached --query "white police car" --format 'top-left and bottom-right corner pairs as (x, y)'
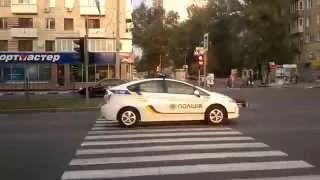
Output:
(101, 78), (239, 127)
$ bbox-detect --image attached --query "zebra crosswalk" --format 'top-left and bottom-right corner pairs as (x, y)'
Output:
(61, 119), (316, 180)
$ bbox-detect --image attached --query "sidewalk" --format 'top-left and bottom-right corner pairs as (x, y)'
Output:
(209, 78), (320, 89)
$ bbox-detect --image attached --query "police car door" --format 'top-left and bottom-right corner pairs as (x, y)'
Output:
(133, 80), (168, 121)
(164, 80), (209, 120)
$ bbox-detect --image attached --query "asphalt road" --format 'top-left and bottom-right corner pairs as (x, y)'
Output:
(1, 88), (320, 180)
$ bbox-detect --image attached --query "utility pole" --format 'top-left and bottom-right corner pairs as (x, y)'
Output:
(84, 16), (89, 102)
(115, 0), (121, 79)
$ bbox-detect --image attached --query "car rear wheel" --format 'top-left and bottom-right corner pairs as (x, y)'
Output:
(118, 108), (140, 127)
(205, 105), (227, 125)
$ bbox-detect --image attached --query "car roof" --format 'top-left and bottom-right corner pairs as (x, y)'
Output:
(111, 78), (211, 94)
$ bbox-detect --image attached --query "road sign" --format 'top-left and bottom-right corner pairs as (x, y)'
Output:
(194, 47), (205, 56)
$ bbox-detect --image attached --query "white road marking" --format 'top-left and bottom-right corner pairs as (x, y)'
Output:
(88, 127), (233, 135)
(61, 160), (313, 180)
(93, 124), (118, 127)
(70, 150), (287, 166)
(95, 121), (116, 124)
(76, 142), (269, 155)
(85, 131), (242, 140)
(233, 175), (320, 180)
(91, 127), (119, 130)
(81, 136), (255, 146)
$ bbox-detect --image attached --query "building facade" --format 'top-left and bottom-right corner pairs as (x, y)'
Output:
(290, 0), (320, 64)
(0, 0), (134, 91)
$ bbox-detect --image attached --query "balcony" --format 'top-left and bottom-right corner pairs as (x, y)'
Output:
(10, 28), (38, 38)
(80, 6), (105, 15)
(11, 0), (38, 14)
(80, 28), (106, 38)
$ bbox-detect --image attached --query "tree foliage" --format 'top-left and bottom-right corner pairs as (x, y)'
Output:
(132, 0), (296, 76)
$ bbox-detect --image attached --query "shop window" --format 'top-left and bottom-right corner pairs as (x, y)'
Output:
(18, 40), (33, 51)
(70, 64), (83, 82)
(2, 64), (51, 82)
(39, 64), (51, 81)
(3, 64), (25, 81)
(64, 18), (74, 31)
(26, 64), (51, 81)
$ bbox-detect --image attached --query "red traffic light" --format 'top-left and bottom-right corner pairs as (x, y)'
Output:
(198, 55), (203, 61)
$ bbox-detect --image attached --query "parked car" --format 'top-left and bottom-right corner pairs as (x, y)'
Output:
(78, 79), (127, 97)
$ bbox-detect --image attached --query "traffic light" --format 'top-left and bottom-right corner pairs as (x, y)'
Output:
(73, 38), (84, 63)
(198, 55), (204, 65)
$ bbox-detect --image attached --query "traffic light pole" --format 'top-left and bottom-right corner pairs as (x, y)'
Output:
(84, 17), (89, 102)
(115, 0), (120, 79)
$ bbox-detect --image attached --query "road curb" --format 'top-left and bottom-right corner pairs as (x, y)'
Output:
(0, 107), (99, 114)
(0, 91), (75, 96)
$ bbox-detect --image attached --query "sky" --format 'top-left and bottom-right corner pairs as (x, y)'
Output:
(131, 0), (190, 21)
(132, 0), (144, 8)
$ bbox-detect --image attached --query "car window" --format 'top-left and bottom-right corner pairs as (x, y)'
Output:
(166, 81), (195, 95)
(100, 79), (123, 86)
(196, 88), (210, 96)
(139, 80), (164, 93)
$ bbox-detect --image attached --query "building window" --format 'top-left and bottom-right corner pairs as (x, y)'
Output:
(307, 0), (312, 8)
(18, 0), (31, 4)
(64, 0), (74, 8)
(306, 17), (310, 28)
(0, 0), (10, 7)
(306, 32), (313, 43)
(64, 18), (74, 31)
(48, 0), (55, 7)
(80, 0), (105, 7)
(45, 18), (55, 29)
(18, 18), (33, 28)
(88, 39), (106, 52)
(299, 17), (304, 27)
(0, 18), (8, 29)
(87, 19), (100, 28)
(56, 39), (73, 52)
(45, 40), (55, 52)
(299, 0), (304, 10)
(18, 40), (33, 51)
(0, 40), (8, 51)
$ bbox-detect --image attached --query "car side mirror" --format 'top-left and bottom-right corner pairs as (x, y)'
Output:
(194, 90), (200, 97)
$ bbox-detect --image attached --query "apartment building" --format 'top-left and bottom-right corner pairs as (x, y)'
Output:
(0, 0), (134, 91)
(290, 0), (320, 64)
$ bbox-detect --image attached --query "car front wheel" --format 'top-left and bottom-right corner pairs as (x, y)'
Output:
(205, 105), (227, 125)
(118, 108), (140, 127)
